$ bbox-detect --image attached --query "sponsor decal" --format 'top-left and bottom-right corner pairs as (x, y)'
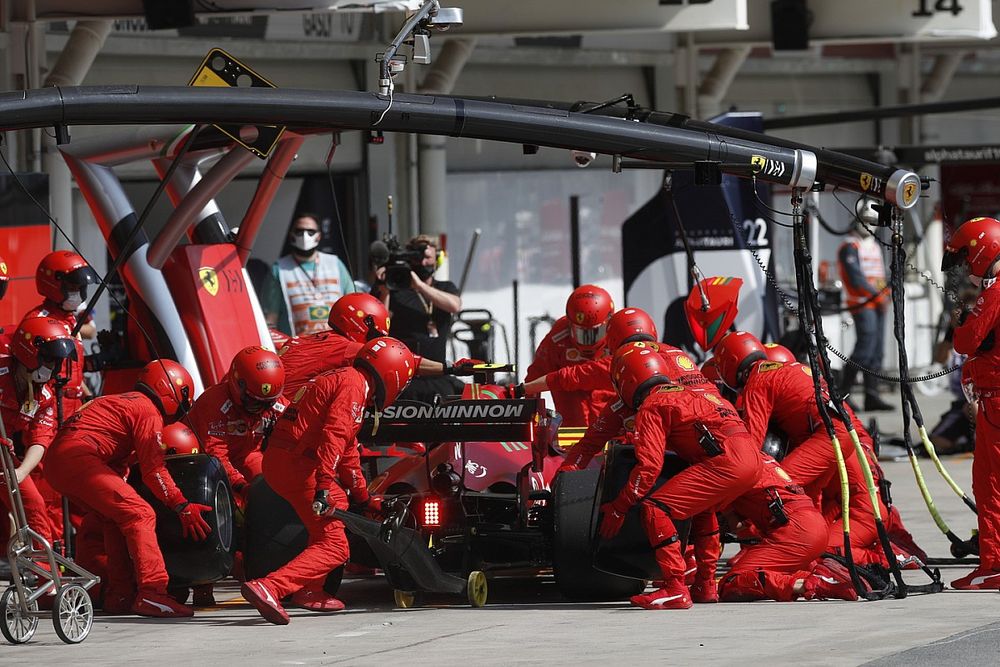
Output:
(260, 383), (272, 396)
(376, 402), (529, 421)
(198, 267), (219, 296)
(293, 386), (308, 403)
(675, 354), (695, 371)
(655, 384), (684, 393)
(465, 460), (488, 478)
(902, 181), (918, 206)
(703, 392), (723, 405)
(750, 155), (766, 173)
(566, 348), (581, 362)
(758, 361), (784, 373)
(623, 415), (637, 432)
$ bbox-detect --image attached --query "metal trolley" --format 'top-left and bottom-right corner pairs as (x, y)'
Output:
(1, 419), (99, 644)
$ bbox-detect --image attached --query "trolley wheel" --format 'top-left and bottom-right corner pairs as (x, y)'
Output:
(0, 586), (39, 644)
(393, 589), (421, 609)
(52, 584), (93, 644)
(466, 571), (488, 608)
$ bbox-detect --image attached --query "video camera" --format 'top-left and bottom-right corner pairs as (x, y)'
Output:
(371, 235), (429, 292)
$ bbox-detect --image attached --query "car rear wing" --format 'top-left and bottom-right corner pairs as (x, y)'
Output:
(358, 397), (546, 445)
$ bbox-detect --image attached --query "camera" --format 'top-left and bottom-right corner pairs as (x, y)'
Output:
(372, 235), (427, 291)
(571, 150), (597, 168)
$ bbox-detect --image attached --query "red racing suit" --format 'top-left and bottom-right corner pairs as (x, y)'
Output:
(0, 352), (58, 545)
(716, 457), (828, 602)
(525, 316), (616, 427)
(737, 360), (856, 494)
(45, 392), (188, 595)
(616, 385), (763, 588)
(185, 380), (288, 491)
(277, 331), (364, 397)
(259, 367), (371, 599)
(21, 301), (87, 411)
(952, 282), (1000, 570)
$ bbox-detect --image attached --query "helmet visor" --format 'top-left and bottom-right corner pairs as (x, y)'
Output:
(571, 322), (608, 348)
(38, 338), (77, 364)
(62, 266), (100, 298)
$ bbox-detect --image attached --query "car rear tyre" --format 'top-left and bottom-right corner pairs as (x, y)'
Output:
(551, 469), (645, 601)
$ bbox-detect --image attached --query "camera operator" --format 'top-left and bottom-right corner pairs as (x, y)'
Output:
(381, 234), (462, 401)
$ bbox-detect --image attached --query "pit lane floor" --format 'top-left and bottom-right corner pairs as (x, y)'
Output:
(8, 394), (999, 666)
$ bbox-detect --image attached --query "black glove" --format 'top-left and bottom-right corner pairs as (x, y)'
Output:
(512, 383), (526, 399)
(312, 489), (335, 517)
(982, 330), (996, 352)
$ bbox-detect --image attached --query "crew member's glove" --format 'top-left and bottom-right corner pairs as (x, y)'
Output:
(556, 460), (581, 475)
(175, 502), (213, 541)
(598, 498), (630, 540)
(312, 489), (336, 518)
(511, 383), (527, 399)
(447, 358), (486, 375)
(351, 494), (383, 520)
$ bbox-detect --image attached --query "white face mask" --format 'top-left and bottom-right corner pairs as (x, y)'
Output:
(32, 365), (53, 384)
(290, 230), (320, 253)
(62, 291), (83, 311)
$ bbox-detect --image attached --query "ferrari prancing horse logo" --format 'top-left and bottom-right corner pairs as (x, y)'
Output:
(198, 267), (219, 297)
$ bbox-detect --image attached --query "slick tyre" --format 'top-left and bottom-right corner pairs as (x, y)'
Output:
(552, 469), (645, 601)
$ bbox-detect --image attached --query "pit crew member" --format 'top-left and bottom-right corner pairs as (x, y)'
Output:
(241, 338), (414, 624)
(525, 284), (617, 427)
(603, 343), (854, 608)
(45, 359), (211, 618)
(942, 216), (1000, 589)
(0, 318), (75, 548)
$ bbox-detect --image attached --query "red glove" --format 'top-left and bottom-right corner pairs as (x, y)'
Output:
(556, 461), (581, 475)
(175, 502), (213, 541)
(454, 358), (486, 368)
(350, 491), (383, 520)
(598, 498), (630, 540)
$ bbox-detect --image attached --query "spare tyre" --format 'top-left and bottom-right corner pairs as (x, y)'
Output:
(551, 468), (645, 601)
(128, 453), (234, 587)
(243, 476), (343, 596)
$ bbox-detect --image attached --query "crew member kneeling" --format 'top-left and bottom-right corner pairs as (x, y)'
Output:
(45, 360), (211, 618)
(241, 337), (414, 625)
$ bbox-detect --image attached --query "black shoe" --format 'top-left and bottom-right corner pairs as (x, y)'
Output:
(864, 395), (894, 411)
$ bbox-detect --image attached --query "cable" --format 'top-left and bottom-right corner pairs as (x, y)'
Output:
(325, 134), (355, 278)
(373, 78), (395, 127)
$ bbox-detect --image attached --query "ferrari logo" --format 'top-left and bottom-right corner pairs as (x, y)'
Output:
(675, 354), (695, 371)
(903, 182), (917, 206)
(260, 383), (272, 396)
(0, 262), (6, 275)
(860, 173), (873, 191)
(574, 312), (585, 324)
(198, 267), (219, 296)
(750, 155), (765, 174)
(703, 392), (722, 405)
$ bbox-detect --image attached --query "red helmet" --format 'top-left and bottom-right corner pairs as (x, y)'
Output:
(700, 357), (724, 386)
(328, 293), (390, 343)
(605, 308), (658, 352)
(35, 251), (99, 306)
(565, 284), (614, 352)
(228, 346), (285, 413)
(12, 317), (76, 372)
(0, 254), (9, 301)
(162, 423), (200, 456)
(942, 217), (1000, 278)
(763, 343), (796, 364)
(610, 342), (671, 409)
(714, 331), (767, 388)
(353, 337), (415, 409)
(135, 359), (194, 419)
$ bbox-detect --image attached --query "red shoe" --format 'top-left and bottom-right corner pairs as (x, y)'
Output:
(951, 569), (1000, 590)
(630, 584), (693, 610)
(192, 584), (216, 607)
(242, 580), (290, 625)
(290, 588), (346, 612)
(131, 591), (195, 618)
(689, 578), (719, 604)
(683, 548), (697, 586)
(804, 562), (858, 601)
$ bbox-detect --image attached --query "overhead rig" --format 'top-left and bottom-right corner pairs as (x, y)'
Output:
(0, 85), (920, 208)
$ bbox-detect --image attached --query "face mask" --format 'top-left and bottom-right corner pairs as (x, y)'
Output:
(414, 264), (435, 281)
(290, 230), (320, 253)
(32, 365), (53, 384)
(62, 291), (83, 311)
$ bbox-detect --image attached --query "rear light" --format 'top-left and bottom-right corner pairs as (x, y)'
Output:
(422, 498), (442, 527)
